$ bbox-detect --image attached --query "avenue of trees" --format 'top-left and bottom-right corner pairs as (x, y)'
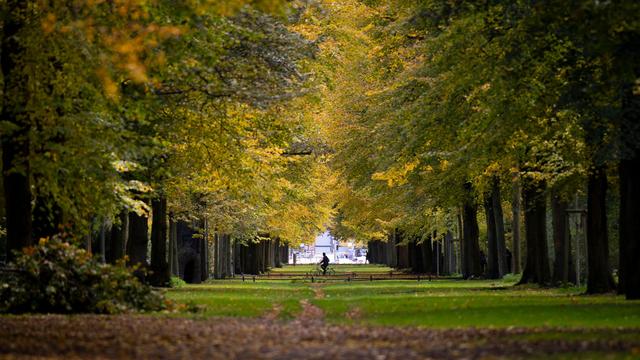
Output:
(1, 0), (639, 301)
(0, 0), (333, 287)
(308, 1), (639, 299)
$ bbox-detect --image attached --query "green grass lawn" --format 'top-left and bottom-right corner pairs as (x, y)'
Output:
(165, 268), (640, 329)
(165, 281), (312, 319)
(269, 264), (393, 274)
(313, 280), (640, 328)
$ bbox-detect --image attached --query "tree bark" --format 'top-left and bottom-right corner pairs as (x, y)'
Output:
(586, 165), (615, 294)
(2, 0), (33, 261)
(275, 238), (282, 268)
(420, 235), (433, 274)
(150, 196), (170, 287)
(201, 218), (209, 282)
(98, 221), (106, 263)
(32, 195), (63, 241)
(618, 73), (640, 299)
(443, 231), (453, 275)
(491, 176), (507, 276)
(552, 192), (576, 284)
(127, 211), (149, 268)
(620, 155), (640, 299)
(518, 177), (551, 285)
(462, 182), (482, 279)
(108, 210), (128, 264)
(511, 176), (522, 274)
(168, 214), (179, 276)
(484, 191), (500, 279)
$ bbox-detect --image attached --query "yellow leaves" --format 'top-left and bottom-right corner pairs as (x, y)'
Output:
(439, 159), (449, 171)
(371, 159), (419, 187)
(483, 161), (501, 176)
(96, 67), (119, 100)
(41, 13), (57, 34)
(124, 61), (148, 83)
(112, 160), (140, 173)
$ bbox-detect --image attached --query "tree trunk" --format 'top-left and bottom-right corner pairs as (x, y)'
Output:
(511, 176), (522, 274)
(620, 155), (640, 299)
(201, 218), (209, 282)
(518, 177), (551, 285)
(150, 196), (170, 287)
(552, 192), (576, 284)
(127, 211), (149, 269)
(99, 221), (106, 263)
(457, 210), (464, 275)
(444, 231), (454, 275)
(2, 0), (32, 262)
(586, 165), (615, 294)
(420, 235), (433, 274)
(387, 231), (397, 268)
(0, 0), (33, 261)
(108, 210), (128, 264)
(168, 215), (179, 276)
(462, 182), (482, 279)
(484, 191), (500, 279)
(618, 73), (640, 299)
(274, 238), (281, 268)
(491, 176), (507, 276)
(32, 195), (63, 241)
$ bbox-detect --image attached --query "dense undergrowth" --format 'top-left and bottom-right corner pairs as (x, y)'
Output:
(0, 235), (167, 314)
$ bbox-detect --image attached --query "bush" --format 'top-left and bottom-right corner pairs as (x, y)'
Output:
(0, 236), (167, 314)
(170, 276), (187, 288)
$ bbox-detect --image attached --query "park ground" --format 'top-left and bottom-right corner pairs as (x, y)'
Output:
(1, 265), (640, 359)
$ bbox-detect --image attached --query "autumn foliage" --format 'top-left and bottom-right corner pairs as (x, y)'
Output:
(0, 236), (165, 314)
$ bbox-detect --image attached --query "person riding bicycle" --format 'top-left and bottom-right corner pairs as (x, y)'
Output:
(320, 252), (330, 275)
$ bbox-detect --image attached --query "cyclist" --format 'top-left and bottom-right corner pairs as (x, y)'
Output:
(320, 252), (330, 275)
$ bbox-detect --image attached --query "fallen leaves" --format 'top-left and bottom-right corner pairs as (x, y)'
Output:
(0, 315), (638, 359)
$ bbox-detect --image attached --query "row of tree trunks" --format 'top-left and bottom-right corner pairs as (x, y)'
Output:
(367, 233), (455, 275)
(212, 233), (233, 279)
(367, 240), (387, 264)
(233, 238), (283, 275)
(551, 192), (576, 284)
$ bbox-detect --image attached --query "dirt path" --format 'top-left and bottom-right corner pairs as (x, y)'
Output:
(0, 315), (638, 359)
(294, 283), (325, 325)
(262, 303), (283, 321)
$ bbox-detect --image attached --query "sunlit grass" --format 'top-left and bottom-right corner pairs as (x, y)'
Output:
(313, 280), (640, 328)
(165, 281), (311, 319)
(164, 277), (640, 329)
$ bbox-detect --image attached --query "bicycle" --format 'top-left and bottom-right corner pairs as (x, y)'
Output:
(313, 264), (336, 276)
